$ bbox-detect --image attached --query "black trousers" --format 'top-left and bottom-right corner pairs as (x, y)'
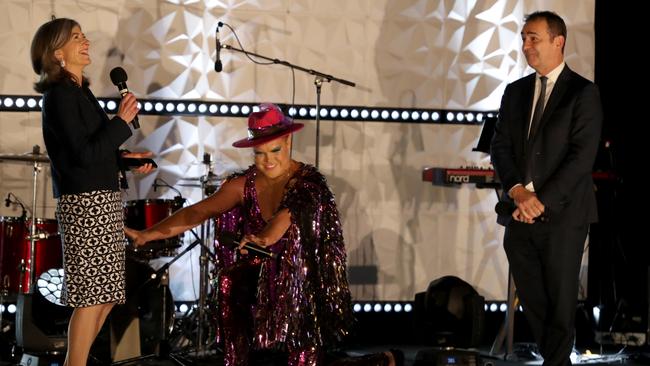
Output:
(504, 220), (587, 366)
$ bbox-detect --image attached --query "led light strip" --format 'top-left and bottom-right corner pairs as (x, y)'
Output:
(0, 94), (494, 124)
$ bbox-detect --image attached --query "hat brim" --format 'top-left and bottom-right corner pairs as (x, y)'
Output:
(232, 123), (304, 148)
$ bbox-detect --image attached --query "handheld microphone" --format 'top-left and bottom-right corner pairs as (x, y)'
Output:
(109, 67), (140, 129)
(495, 201), (548, 223)
(4, 193), (10, 207)
(215, 22), (223, 72)
(218, 232), (277, 259)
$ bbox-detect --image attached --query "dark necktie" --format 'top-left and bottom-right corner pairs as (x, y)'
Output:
(528, 76), (548, 140)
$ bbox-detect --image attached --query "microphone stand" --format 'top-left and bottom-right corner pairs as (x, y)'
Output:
(219, 43), (356, 168)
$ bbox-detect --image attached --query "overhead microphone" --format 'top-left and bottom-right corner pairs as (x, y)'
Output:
(215, 22), (223, 72)
(109, 67), (140, 129)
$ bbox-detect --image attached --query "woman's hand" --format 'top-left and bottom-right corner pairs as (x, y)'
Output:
(124, 227), (149, 247)
(122, 150), (156, 174)
(117, 92), (139, 124)
(238, 233), (270, 255)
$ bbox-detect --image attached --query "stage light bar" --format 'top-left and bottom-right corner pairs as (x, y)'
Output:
(0, 94), (493, 124)
(352, 301), (413, 313)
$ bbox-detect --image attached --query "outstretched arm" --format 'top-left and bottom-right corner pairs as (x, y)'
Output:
(126, 176), (245, 246)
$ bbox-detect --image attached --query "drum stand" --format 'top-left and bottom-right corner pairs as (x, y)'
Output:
(27, 146), (44, 293)
(195, 153), (217, 356)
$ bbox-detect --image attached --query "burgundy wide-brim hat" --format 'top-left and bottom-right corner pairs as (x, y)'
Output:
(232, 103), (304, 148)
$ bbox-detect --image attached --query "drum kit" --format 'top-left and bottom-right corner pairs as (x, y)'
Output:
(1, 147), (224, 358)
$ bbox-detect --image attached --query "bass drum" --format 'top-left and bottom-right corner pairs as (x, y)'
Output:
(111, 257), (174, 355)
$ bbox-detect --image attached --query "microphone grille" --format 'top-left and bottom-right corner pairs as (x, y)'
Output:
(109, 67), (128, 85)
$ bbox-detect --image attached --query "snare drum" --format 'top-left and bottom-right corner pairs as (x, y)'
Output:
(0, 216), (62, 294)
(124, 199), (184, 258)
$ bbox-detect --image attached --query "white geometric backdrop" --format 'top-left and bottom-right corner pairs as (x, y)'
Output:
(0, 0), (595, 301)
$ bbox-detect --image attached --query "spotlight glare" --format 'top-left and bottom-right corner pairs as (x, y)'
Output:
(466, 113), (474, 122)
(16, 98), (25, 108)
(106, 100), (117, 111)
(411, 111), (420, 120)
(242, 105), (251, 115)
(299, 108), (307, 117)
(401, 111), (409, 120)
(363, 303), (372, 312)
(176, 103), (186, 112)
(371, 110), (379, 119)
(360, 109), (369, 119)
(499, 303), (508, 312)
(330, 109), (339, 118)
(198, 104), (207, 113)
(404, 303), (412, 312)
(477, 113), (484, 122)
(231, 105), (240, 114)
(220, 105), (229, 114)
(179, 303), (189, 313)
(209, 104), (218, 113)
(98, 100), (105, 108)
(154, 102), (164, 112)
(144, 102), (153, 111)
(381, 110), (389, 119)
(288, 107), (296, 116)
(384, 304), (392, 312)
(374, 303), (382, 312)
(38, 99), (43, 108)
(0, 305), (4, 312)
(593, 306), (601, 324)
(350, 109), (359, 118)
(394, 303), (402, 312)
(489, 303), (498, 312)
(340, 109), (349, 118)
(3, 97), (13, 107)
(309, 108), (317, 117)
(320, 108), (328, 117)
(187, 103), (196, 113)
(456, 112), (464, 121)
(391, 111), (399, 120)
(353, 303), (362, 312)
(432, 112), (440, 121)
(27, 98), (37, 108)
(252, 106), (260, 112)
(8, 304), (16, 314)
(421, 111), (429, 120)
(165, 102), (175, 112)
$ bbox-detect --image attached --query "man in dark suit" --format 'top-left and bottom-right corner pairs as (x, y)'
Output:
(490, 11), (603, 366)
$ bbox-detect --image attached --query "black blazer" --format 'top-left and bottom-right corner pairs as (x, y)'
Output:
(490, 66), (603, 227)
(42, 80), (132, 198)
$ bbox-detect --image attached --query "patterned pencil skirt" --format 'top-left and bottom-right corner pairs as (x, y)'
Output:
(56, 190), (126, 307)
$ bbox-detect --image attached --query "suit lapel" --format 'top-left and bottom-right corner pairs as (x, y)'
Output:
(520, 74), (535, 153)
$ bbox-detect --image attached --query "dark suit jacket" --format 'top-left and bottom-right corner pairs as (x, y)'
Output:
(490, 66), (603, 227)
(42, 80), (133, 198)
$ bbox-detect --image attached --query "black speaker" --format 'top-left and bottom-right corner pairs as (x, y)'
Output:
(413, 276), (485, 348)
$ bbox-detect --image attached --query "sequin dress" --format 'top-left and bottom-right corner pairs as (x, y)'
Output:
(211, 163), (354, 365)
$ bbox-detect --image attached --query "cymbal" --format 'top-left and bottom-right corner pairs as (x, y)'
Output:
(0, 152), (50, 164)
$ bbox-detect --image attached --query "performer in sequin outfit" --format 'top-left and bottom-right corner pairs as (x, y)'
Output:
(126, 104), (401, 366)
